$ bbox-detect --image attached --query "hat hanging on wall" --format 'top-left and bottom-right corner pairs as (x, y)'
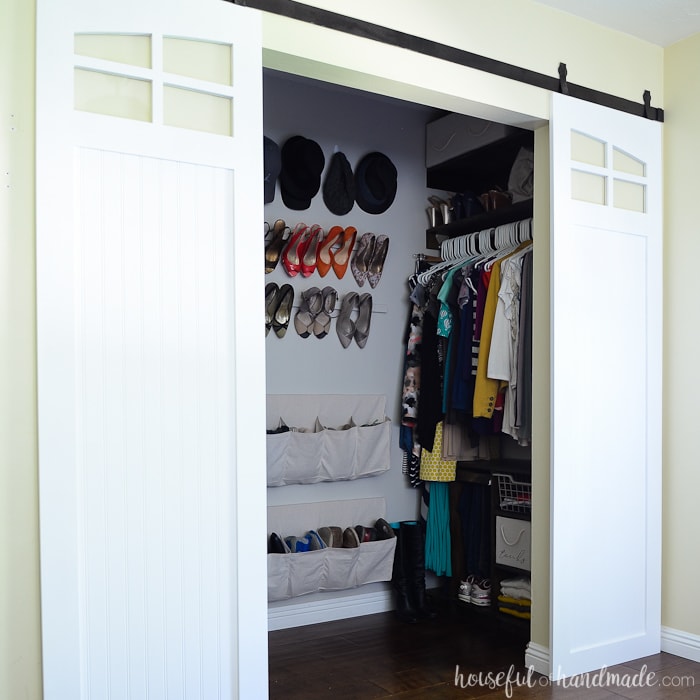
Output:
(264, 136), (281, 204)
(354, 151), (397, 215)
(322, 151), (355, 216)
(279, 135), (325, 210)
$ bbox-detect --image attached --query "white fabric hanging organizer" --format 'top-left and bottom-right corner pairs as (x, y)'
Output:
(266, 394), (391, 486)
(267, 497), (396, 601)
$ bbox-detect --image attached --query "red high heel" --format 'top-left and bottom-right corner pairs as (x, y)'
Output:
(316, 225), (343, 278)
(300, 224), (323, 277)
(281, 223), (309, 277)
(331, 226), (357, 280)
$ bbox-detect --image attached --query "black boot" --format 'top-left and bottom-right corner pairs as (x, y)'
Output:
(400, 521), (437, 620)
(391, 524), (418, 623)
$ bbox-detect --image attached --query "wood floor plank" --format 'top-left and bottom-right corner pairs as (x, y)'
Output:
(268, 605), (699, 699)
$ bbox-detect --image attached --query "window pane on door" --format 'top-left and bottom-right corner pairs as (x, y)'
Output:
(571, 131), (606, 168)
(74, 33), (152, 68)
(163, 37), (232, 86)
(613, 147), (646, 177)
(614, 179), (646, 213)
(571, 170), (606, 205)
(163, 85), (232, 135)
(74, 68), (152, 121)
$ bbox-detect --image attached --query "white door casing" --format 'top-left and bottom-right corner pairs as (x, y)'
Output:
(36, 1), (267, 698)
(550, 93), (662, 679)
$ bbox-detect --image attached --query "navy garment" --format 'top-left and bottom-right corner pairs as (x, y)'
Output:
(417, 308), (442, 452)
(458, 481), (491, 579)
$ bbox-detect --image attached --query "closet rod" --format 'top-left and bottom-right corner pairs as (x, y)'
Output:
(440, 218), (533, 262)
(229, 0), (664, 122)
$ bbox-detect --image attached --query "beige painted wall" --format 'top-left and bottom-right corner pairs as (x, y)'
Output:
(662, 34), (700, 638)
(0, 2), (43, 699)
(0, 1), (678, 697)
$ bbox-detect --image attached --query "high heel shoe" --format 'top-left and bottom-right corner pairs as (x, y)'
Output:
(354, 292), (373, 348)
(367, 234), (389, 289)
(316, 225), (343, 278)
(336, 291), (358, 349)
(312, 286), (337, 339)
(281, 223), (309, 277)
(426, 195), (455, 227)
(351, 232), (375, 287)
(331, 226), (357, 280)
(265, 282), (279, 336)
(293, 286), (323, 338)
(265, 219), (289, 274)
(300, 224), (323, 277)
(272, 284), (294, 338)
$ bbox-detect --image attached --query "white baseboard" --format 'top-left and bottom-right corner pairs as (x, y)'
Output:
(268, 588), (394, 631)
(525, 641), (550, 677)
(661, 625), (700, 662)
(521, 628), (700, 676)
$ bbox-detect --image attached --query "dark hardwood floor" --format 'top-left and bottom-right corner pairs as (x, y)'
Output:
(269, 598), (700, 699)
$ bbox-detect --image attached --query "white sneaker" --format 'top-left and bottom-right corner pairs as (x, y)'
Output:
(470, 579), (492, 606)
(457, 574), (477, 603)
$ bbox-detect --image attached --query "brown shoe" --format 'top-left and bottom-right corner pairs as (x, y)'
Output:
(342, 526), (360, 548)
(318, 526), (343, 548)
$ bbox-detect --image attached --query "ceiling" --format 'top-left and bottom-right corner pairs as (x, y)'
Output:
(533, 0), (700, 47)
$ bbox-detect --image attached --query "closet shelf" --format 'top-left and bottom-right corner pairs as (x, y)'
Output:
(425, 199), (533, 250)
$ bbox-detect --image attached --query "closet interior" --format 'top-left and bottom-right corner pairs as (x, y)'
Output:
(263, 67), (534, 633)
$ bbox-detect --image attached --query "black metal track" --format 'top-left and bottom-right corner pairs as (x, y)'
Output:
(229, 0), (664, 122)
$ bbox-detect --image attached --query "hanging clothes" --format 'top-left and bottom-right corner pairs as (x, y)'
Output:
(398, 221), (534, 489)
(472, 241), (531, 421)
(488, 244), (532, 443)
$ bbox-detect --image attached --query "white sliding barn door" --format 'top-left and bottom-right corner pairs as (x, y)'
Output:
(550, 93), (662, 679)
(36, 1), (267, 698)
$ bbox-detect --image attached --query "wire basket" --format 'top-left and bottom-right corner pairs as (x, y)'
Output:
(493, 473), (531, 514)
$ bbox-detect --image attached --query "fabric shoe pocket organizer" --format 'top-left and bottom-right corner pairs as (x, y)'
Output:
(266, 418), (390, 485)
(267, 497), (396, 602)
(266, 394), (391, 486)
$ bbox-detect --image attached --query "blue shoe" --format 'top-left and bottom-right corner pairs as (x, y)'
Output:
(284, 535), (310, 553)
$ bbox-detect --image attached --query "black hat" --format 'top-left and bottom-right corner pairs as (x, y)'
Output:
(354, 151), (397, 215)
(264, 136), (281, 204)
(322, 151), (355, 216)
(279, 135), (325, 210)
